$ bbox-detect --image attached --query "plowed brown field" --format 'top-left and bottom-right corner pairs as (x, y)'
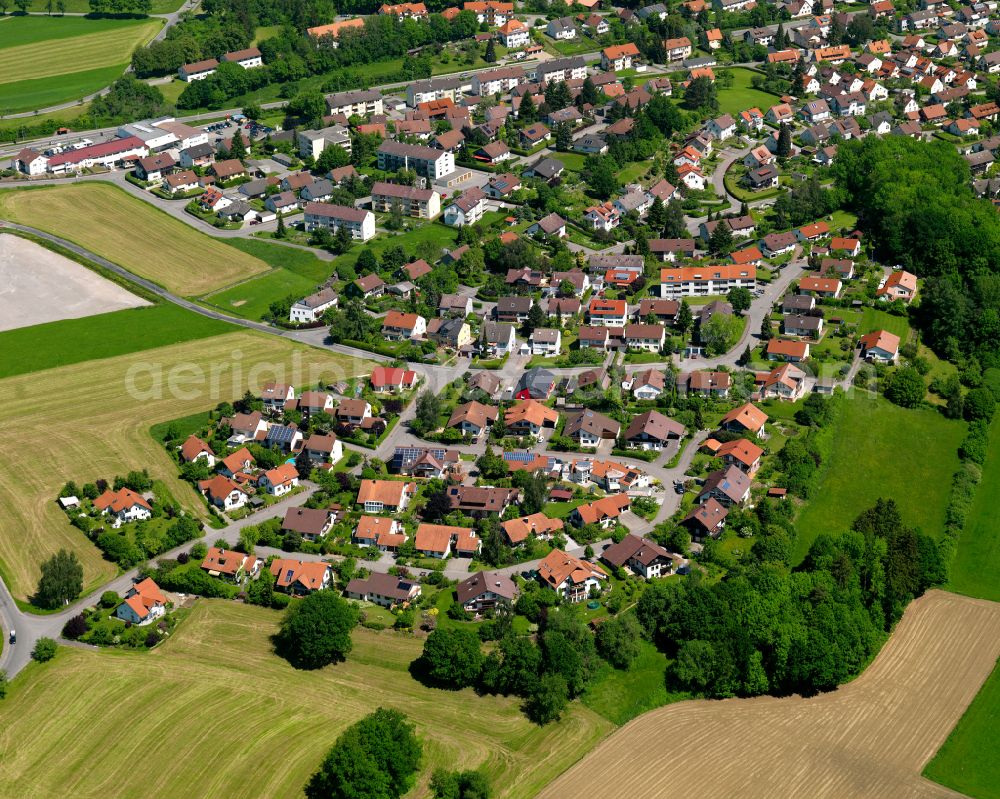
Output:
(539, 590), (1000, 799)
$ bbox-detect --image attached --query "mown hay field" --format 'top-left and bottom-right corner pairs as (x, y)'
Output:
(0, 332), (373, 601)
(0, 17), (160, 112)
(0, 17), (159, 83)
(0, 601), (613, 799)
(538, 590), (1000, 799)
(0, 184), (270, 296)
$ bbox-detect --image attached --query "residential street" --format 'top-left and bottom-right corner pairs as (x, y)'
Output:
(0, 91), (834, 682)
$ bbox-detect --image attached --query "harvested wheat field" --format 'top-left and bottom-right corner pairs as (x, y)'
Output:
(539, 590), (1000, 799)
(0, 184), (270, 296)
(0, 332), (373, 600)
(0, 602), (612, 799)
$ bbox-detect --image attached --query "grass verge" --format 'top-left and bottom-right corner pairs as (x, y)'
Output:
(947, 417), (1000, 602)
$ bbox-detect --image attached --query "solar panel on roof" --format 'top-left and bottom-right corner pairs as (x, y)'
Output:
(503, 450), (535, 462)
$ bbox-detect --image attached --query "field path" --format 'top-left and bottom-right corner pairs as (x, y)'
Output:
(538, 590), (1000, 799)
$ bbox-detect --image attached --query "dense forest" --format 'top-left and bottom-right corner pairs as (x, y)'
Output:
(833, 138), (1000, 369)
(637, 499), (942, 698)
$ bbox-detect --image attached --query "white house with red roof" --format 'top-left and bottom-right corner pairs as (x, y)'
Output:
(93, 488), (152, 525)
(370, 366), (418, 393)
(199, 475), (250, 511)
(115, 578), (167, 625)
(258, 463), (300, 496)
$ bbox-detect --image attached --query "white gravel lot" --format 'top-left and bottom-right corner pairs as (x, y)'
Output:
(0, 234), (150, 332)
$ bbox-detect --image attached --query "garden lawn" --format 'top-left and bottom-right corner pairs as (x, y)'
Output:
(323, 221), (460, 274)
(0, 303), (234, 379)
(924, 658), (1000, 799)
(0, 332), (374, 602)
(715, 68), (779, 117)
(0, 17), (160, 113)
(793, 396), (965, 563)
(947, 418), (1000, 602)
(617, 160), (651, 184)
(226, 238), (332, 283)
(0, 184), (271, 296)
(0, 602), (613, 799)
(859, 307), (910, 340)
(155, 78), (187, 106)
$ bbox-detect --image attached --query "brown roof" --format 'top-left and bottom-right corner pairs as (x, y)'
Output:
(93, 488), (151, 514)
(220, 447), (255, 474)
(767, 338), (810, 358)
(448, 400), (499, 430)
(346, 571), (418, 602)
(701, 465), (751, 504)
(684, 497), (728, 533)
(415, 523), (471, 553)
(717, 438), (763, 468)
(201, 547), (246, 576)
(180, 435), (214, 462)
(565, 408), (620, 439)
(269, 559), (330, 591)
(456, 571), (517, 604)
(601, 534), (673, 568)
(573, 493), (630, 525)
(282, 506), (331, 537)
(720, 402), (768, 433)
(403, 259), (432, 280)
(687, 371), (731, 391)
(211, 159), (246, 179)
(447, 485), (517, 513)
(625, 409), (685, 441)
(860, 329), (900, 354)
(199, 474), (246, 503)
(504, 399), (559, 429)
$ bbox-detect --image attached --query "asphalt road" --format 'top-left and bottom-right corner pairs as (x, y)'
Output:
(0, 106), (842, 680)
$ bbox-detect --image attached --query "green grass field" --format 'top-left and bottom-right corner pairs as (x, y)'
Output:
(716, 67), (780, 117)
(0, 601), (613, 798)
(947, 418), (1000, 602)
(0, 184), (271, 296)
(582, 639), (687, 725)
(0, 16), (160, 113)
(201, 269), (319, 320)
(793, 397), (965, 562)
(0, 303), (234, 379)
(200, 239), (335, 320)
(924, 658), (1000, 799)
